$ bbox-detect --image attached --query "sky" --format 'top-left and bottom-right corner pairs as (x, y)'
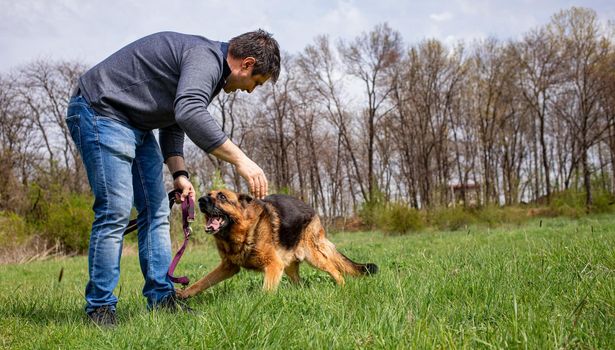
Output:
(1, 0), (614, 72)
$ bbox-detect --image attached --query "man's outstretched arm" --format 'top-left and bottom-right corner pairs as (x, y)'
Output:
(210, 139), (268, 199)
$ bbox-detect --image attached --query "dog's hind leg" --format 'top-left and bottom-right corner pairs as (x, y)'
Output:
(284, 261), (301, 284)
(301, 222), (346, 285)
(305, 247), (346, 286)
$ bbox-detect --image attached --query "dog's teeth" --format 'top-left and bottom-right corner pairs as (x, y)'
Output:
(206, 216), (224, 231)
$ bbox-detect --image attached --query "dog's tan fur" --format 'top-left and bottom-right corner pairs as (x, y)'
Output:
(176, 189), (377, 298)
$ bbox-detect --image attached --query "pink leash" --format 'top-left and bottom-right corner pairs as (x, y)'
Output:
(167, 194), (194, 286)
(124, 190), (195, 286)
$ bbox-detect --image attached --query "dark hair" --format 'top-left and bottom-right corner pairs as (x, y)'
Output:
(229, 29), (281, 83)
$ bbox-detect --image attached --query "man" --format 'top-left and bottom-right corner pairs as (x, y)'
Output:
(65, 30), (280, 326)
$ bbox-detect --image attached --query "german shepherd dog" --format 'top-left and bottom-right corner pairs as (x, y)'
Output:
(175, 189), (378, 298)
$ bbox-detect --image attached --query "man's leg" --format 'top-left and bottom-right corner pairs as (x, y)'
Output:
(66, 97), (139, 315)
(132, 131), (175, 308)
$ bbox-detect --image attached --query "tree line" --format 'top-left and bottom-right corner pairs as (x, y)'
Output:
(1, 7), (614, 220)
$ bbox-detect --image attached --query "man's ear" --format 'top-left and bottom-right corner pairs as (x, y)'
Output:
(238, 193), (254, 208)
(242, 57), (256, 69)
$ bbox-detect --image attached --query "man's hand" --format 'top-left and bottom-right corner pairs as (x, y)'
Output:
(173, 175), (196, 203)
(166, 156), (196, 202)
(235, 157), (268, 199)
(210, 139), (269, 199)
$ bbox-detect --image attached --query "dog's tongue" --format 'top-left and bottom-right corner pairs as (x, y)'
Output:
(206, 216), (223, 231)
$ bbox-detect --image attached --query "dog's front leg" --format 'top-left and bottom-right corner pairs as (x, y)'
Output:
(262, 261), (285, 292)
(176, 261), (240, 299)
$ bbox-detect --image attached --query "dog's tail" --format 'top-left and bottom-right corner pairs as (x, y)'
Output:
(336, 251), (379, 276)
(308, 217), (378, 277)
(323, 240), (378, 276)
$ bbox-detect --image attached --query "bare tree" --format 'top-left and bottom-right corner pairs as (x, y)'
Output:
(252, 54), (299, 193)
(0, 75), (39, 210)
(399, 40), (466, 207)
(466, 39), (512, 204)
(599, 40), (615, 193)
(338, 23), (403, 202)
(550, 7), (611, 207)
(15, 60), (86, 192)
(297, 35), (366, 208)
(514, 26), (562, 203)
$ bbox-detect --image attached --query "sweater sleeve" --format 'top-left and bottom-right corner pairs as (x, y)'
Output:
(159, 123), (185, 160)
(172, 46), (228, 154)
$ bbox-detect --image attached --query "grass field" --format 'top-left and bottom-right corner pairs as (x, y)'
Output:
(0, 215), (613, 349)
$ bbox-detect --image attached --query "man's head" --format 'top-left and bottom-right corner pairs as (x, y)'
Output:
(224, 29), (281, 93)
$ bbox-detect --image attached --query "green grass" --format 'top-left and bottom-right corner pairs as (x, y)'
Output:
(0, 215), (613, 349)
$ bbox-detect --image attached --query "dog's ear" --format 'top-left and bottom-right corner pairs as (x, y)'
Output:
(238, 193), (254, 208)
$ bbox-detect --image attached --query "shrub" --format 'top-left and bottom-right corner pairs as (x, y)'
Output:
(550, 189), (585, 211)
(590, 190), (615, 213)
(545, 188), (615, 217)
(357, 189), (386, 229)
(358, 201), (378, 230)
(0, 211), (31, 246)
(379, 202), (424, 235)
(553, 204), (584, 219)
(358, 191), (423, 234)
(39, 193), (93, 254)
(429, 207), (476, 231)
(475, 205), (529, 227)
(209, 169), (227, 190)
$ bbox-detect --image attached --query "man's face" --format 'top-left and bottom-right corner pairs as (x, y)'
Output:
(223, 56), (270, 93)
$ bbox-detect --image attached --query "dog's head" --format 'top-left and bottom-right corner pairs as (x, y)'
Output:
(198, 189), (254, 235)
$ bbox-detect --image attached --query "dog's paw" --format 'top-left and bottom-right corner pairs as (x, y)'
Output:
(175, 288), (189, 299)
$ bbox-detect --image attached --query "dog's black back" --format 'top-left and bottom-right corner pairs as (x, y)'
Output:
(262, 194), (315, 249)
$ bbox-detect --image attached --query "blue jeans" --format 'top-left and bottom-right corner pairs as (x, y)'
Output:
(66, 95), (174, 313)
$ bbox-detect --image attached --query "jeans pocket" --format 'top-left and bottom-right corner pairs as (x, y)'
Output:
(93, 116), (137, 160)
(66, 114), (82, 151)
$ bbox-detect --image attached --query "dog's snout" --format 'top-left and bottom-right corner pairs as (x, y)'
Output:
(198, 196), (211, 213)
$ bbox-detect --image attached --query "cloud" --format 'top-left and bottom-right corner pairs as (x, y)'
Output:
(455, 0), (490, 15)
(430, 12), (454, 22)
(321, 1), (368, 36)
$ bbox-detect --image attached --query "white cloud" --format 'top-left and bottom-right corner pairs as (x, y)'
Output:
(455, 0), (490, 15)
(321, 1), (368, 37)
(430, 12), (454, 22)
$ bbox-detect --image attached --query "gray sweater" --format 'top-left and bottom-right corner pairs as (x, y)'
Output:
(77, 31), (230, 160)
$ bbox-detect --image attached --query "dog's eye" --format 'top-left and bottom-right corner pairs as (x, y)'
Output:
(217, 193), (227, 201)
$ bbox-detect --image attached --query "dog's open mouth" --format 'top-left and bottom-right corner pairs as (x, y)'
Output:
(205, 215), (227, 233)
(199, 195), (231, 234)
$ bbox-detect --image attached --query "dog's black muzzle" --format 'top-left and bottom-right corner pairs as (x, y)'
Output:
(198, 195), (227, 217)
(198, 195), (211, 214)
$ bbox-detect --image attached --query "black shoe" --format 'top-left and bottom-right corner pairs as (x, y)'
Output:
(88, 305), (117, 327)
(153, 293), (194, 313)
